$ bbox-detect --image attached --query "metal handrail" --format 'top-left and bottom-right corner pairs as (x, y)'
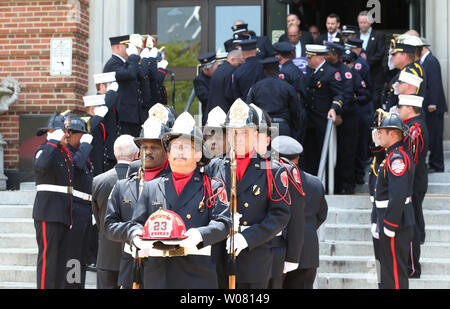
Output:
(317, 117), (337, 194)
(184, 88), (196, 113)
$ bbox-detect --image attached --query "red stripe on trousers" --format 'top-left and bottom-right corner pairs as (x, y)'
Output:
(390, 237), (399, 289)
(40, 221), (47, 289)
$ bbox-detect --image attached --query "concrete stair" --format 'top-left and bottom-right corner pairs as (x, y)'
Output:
(317, 141), (450, 288)
(0, 191), (96, 289)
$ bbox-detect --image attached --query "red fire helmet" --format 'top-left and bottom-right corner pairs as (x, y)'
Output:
(141, 208), (188, 240)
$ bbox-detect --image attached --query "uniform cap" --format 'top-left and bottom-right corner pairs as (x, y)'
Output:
(325, 42), (345, 55)
(231, 23), (248, 33)
(391, 35), (422, 54)
(65, 115), (89, 134)
(305, 44), (329, 57)
(233, 33), (250, 44)
(341, 49), (357, 62)
(141, 208), (188, 240)
(93, 72), (116, 84)
(272, 135), (303, 155)
(109, 35), (129, 46)
(273, 41), (295, 54)
(377, 113), (407, 132)
(198, 52), (216, 69)
(83, 95), (105, 107)
(259, 56), (281, 65)
(239, 39), (258, 51)
(345, 38), (364, 49)
(398, 95), (424, 108)
(398, 70), (423, 88)
(225, 98), (259, 128)
(341, 25), (359, 35)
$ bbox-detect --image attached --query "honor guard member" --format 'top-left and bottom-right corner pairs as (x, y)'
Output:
(266, 134), (306, 289)
(303, 44), (345, 175)
(91, 135), (139, 289)
(246, 57), (305, 140)
(33, 115), (74, 289)
(104, 113), (173, 289)
(203, 106), (228, 160)
(92, 72), (120, 175)
(125, 112), (231, 289)
(194, 52), (218, 125)
(397, 94), (429, 279)
(273, 42), (308, 99)
(345, 38), (372, 93)
(209, 99), (291, 289)
(382, 35), (425, 111)
(274, 137), (328, 289)
(63, 116), (94, 289)
(207, 49), (244, 117)
(341, 48), (373, 186)
(231, 39), (266, 102)
(373, 113), (415, 289)
(103, 34), (143, 137)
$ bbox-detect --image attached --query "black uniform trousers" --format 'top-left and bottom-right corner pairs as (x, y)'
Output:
(426, 111), (445, 171)
(34, 220), (69, 289)
(304, 113), (327, 176)
(408, 191), (426, 278)
(372, 236), (382, 289)
(355, 103), (374, 180)
(335, 111), (360, 192)
(268, 236), (286, 289)
(379, 226), (413, 289)
(97, 268), (120, 289)
(65, 202), (92, 289)
(283, 268), (317, 289)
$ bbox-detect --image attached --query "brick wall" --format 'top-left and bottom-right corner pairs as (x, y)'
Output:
(0, 0), (89, 170)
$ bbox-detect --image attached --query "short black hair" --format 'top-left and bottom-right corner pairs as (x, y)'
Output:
(327, 13), (340, 23)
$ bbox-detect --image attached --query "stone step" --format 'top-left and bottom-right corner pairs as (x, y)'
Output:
(320, 224), (450, 242)
(0, 191), (36, 205)
(316, 272), (450, 289)
(320, 240), (450, 259)
(0, 265), (96, 287)
(428, 172), (450, 183)
(319, 255), (450, 276)
(0, 218), (35, 234)
(0, 248), (38, 266)
(0, 233), (36, 249)
(327, 208), (450, 225)
(325, 195), (450, 210)
(0, 205), (33, 219)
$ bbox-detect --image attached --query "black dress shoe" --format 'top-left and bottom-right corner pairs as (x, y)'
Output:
(428, 168), (444, 174)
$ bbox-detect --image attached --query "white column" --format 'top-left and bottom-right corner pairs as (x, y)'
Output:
(87, 0), (135, 95)
(426, 0), (449, 139)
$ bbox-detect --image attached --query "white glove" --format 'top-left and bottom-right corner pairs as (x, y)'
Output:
(283, 262), (299, 274)
(140, 48), (152, 59)
(149, 47), (159, 58)
(384, 227), (395, 238)
(80, 134), (93, 144)
(157, 59), (168, 70)
(226, 233), (248, 257)
(94, 105), (108, 117)
(131, 231), (145, 250)
(371, 223), (379, 239)
(126, 44), (139, 56)
(47, 129), (65, 142)
(178, 228), (203, 249)
(372, 129), (381, 147)
(106, 82), (118, 92)
(389, 106), (399, 115)
(232, 213), (243, 233)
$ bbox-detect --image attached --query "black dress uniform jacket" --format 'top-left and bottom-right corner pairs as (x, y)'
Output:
(193, 71), (211, 125)
(103, 54), (143, 125)
(246, 74), (304, 139)
(126, 169), (231, 289)
(280, 59), (307, 98)
(232, 56), (265, 102)
(207, 155), (291, 284)
(298, 169), (328, 268)
(207, 61), (236, 115)
(33, 140), (74, 226)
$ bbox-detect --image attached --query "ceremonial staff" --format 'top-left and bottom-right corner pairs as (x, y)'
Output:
(228, 128), (238, 289)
